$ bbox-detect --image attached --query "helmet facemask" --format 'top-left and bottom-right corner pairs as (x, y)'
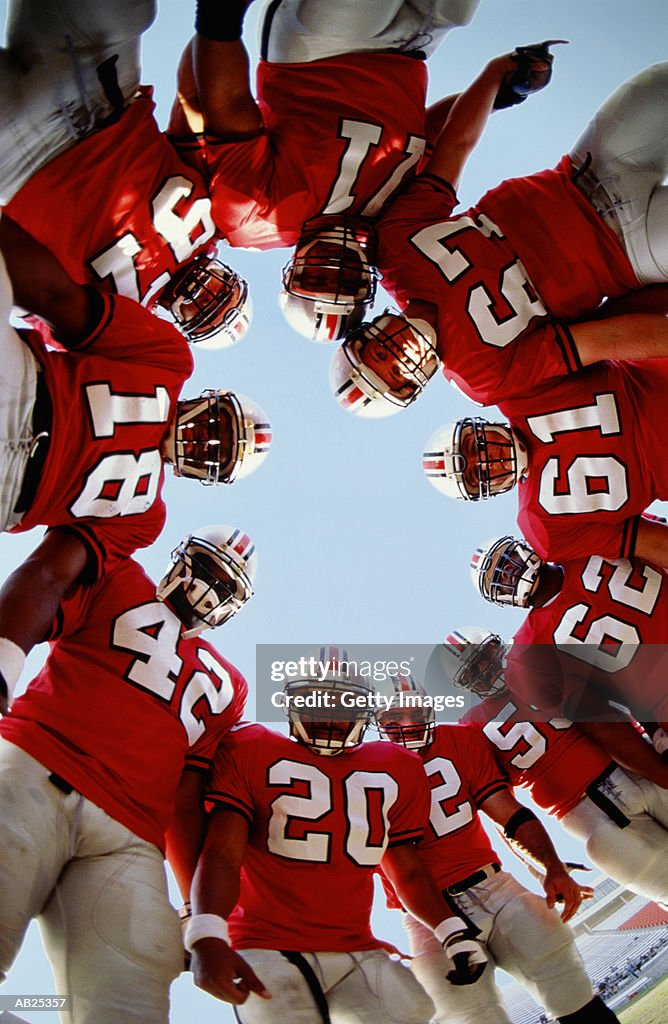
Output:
(172, 391), (271, 485)
(373, 673), (435, 750)
(471, 537), (543, 608)
(156, 527), (257, 638)
(424, 419), (525, 501)
(154, 256), (251, 349)
(330, 311), (439, 416)
(441, 629), (508, 699)
(280, 217), (379, 341)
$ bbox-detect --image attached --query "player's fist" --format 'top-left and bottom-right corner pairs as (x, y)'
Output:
(438, 918), (488, 986)
(191, 937), (271, 1006)
(494, 39), (568, 110)
(544, 863), (592, 923)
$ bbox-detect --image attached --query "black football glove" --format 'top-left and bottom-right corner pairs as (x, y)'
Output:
(442, 927), (488, 986)
(494, 39), (568, 110)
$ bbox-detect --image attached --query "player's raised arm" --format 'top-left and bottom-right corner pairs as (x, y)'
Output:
(480, 789), (591, 922)
(187, 807), (271, 1005)
(168, 1), (263, 140)
(426, 42), (555, 189)
(0, 214), (104, 346)
(0, 530), (89, 710)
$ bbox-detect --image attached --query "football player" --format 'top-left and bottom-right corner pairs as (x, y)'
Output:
(0, 524), (254, 1024)
(330, 57), (668, 412)
(421, 352), (668, 567)
(373, 679), (617, 1024)
(1, 0), (250, 349)
(0, 217), (270, 672)
(183, 647), (490, 1020)
(440, 628), (668, 904)
(169, 0), (497, 341)
(470, 534), (668, 743)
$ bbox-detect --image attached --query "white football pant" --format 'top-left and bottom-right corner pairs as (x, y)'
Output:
(0, 741), (183, 1024)
(561, 766), (668, 904)
(0, 0), (156, 202)
(232, 947), (435, 1024)
(404, 868), (593, 1024)
(259, 0), (481, 62)
(570, 61), (668, 285)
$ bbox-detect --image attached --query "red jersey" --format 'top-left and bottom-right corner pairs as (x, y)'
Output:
(206, 723), (429, 951)
(5, 90), (217, 306)
(408, 724), (508, 892)
(10, 294), (193, 578)
(0, 558), (247, 850)
(376, 157), (639, 406)
(461, 695), (611, 818)
(183, 52), (427, 250)
(507, 554), (668, 726)
(500, 359), (668, 562)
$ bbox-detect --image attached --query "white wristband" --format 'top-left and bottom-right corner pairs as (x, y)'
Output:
(0, 637), (26, 703)
(184, 914), (230, 952)
(434, 916), (466, 946)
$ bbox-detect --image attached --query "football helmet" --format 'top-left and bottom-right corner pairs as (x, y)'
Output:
(374, 672), (435, 750)
(280, 216), (378, 342)
(470, 536), (544, 608)
(440, 627), (508, 698)
(422, 418), (528, 501)
(156, 524), (257, 638)
(153, 255), (252, 349)
(330, 310), (439, 417)
(170, 390), (272, 485)
(283, 645), (373, 756)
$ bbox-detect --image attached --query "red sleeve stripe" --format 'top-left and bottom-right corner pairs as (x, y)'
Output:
(553, 321), (583, 375)
(388, 835), (422, 848)
(417, 174), (458, 202)
(184, 755), (212, 773)
(389, 826), (424, 842)
(205, 796), (254, 824)
(472, 781), (508, 804)
(620, 515), (641, 559)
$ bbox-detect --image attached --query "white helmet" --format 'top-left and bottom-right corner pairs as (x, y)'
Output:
(470, 536), (544, 608)
(153, 255), (252, 349)
(280, 216), (378, 342)
(171, 390), (272, 485)
(374, 672), (435, 750)
(283, 646), (373, 755)
(156, 525), (258, 638)
(440, 627), (508, 698)
(329, 310), (439, 417)
(422, 418), (527, 501)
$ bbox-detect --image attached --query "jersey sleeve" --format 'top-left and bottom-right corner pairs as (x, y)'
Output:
(73, 295), (194, 378)
(55, 498), (166, 582)
(519, 511), (642, 563)
(465, 728), (509, 806)
(206, 730), (256, 823)
(387, 750), (431, 847)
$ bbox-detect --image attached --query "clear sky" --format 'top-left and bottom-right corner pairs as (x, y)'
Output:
(0, 1), (666, 1021)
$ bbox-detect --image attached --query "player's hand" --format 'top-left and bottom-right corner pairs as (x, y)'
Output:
(442, 928), (488, 986)
(543, 864), (594, 923)
(191, 937), (271, 1005)
(493, 40), (568, 110)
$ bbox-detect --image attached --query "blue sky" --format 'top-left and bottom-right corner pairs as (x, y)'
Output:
(1, 1), (666, 1020)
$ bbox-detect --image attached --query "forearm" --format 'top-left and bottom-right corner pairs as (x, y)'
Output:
(165, 770), (208, 899)
(0, 215), (101, 345)
(424, 93), (459, 147)
(571, 312), (668, 365)
(510, 818), (562, 872)
(633, 517), (668, 572)
(382, 846), (453, 931)
(427, 56), (516, 187)
(0, 531), (88, 655)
